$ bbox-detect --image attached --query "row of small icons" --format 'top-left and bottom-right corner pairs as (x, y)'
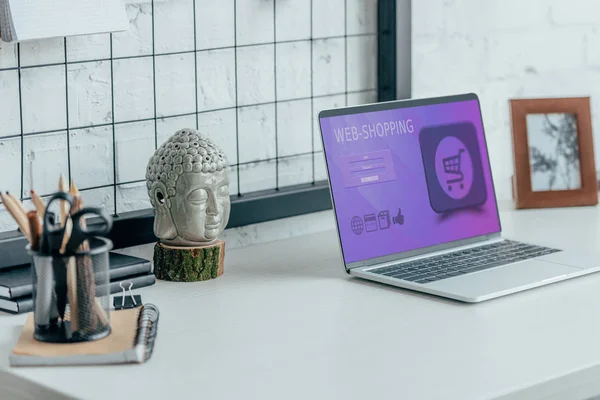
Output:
(351, 208), (404, 235)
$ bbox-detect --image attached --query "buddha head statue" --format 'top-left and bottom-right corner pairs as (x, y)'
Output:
(146, 128), (230, 246)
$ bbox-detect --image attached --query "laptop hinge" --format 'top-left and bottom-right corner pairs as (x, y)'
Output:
(357, 233), (502, 268)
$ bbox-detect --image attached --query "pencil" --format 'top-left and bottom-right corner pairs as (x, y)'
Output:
(57, 175), (73, 254)
(60, 178), (82, 254)
(66, 181), (82, 330)
(5, 192), (32, 243)
(69, 179), (79, 197)
(66, 257), (79, 332)
(59, 218), (72, 255)
(1, 192), (31, 243)
(30, 190), (46, 218)
(6, 192), (28, 218)
(71, 195), (88, 243)
(70, 189), (105, 332)
(27, 211), (42, 251)
(58, 175), (69, 227)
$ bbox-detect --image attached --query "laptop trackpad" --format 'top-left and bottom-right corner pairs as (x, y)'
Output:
(427, 260), (581, 299)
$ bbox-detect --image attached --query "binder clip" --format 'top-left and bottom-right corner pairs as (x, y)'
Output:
(113, 281), (142, 310)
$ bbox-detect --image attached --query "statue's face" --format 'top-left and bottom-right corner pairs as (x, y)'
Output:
(153, 169), (230, 245)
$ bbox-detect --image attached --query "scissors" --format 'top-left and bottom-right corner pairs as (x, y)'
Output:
(41, 192), (112, 256)
(40, 192), (112, 320)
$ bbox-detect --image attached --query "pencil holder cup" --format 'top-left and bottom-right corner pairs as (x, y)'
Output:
(29, 237), (113, 343)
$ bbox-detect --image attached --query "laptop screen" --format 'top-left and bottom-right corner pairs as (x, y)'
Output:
(319, 96), (501, 264)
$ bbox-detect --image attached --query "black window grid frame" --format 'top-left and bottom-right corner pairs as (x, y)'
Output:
(0, 0), (397, 268)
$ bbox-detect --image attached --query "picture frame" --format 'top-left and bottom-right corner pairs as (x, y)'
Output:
(509, 97), (598, 209)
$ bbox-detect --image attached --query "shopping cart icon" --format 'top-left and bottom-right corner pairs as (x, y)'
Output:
(442, 148), (465, 192)
(420, 122), (487, 213)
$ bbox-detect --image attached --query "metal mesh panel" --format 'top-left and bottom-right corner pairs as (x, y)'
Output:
(0, 0), (378, 232)
(31, 240), (111, 343)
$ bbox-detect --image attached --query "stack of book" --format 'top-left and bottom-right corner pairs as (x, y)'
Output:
(0, 253), (155, 314)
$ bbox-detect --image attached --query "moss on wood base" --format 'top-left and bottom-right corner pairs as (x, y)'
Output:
(153, 240), (225, 282)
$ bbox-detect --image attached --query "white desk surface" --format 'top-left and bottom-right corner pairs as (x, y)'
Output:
(2, 207), (600, 400)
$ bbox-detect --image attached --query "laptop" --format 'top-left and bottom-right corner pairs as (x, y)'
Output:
(318, 93), (600, 302)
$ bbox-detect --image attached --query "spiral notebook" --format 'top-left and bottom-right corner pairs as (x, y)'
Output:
(10, 304), (159, 366)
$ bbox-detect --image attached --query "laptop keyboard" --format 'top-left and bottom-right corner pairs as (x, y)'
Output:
(369, 240), (560, 284)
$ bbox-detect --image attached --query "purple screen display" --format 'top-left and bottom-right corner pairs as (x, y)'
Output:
(320, 99), (501, 264)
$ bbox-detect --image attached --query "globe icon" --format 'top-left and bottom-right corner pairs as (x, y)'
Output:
(351, 216), (364, 235)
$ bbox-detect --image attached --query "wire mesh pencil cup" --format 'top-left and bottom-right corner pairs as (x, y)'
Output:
(29, 237), (112, 343)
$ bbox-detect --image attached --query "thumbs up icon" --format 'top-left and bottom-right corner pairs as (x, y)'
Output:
(392, 208), (404, 225)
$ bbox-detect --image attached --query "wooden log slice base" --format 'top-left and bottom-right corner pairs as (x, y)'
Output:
(153, 240), (225, 282)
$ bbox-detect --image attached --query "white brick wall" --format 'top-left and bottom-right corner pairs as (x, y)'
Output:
(412, 0), (600, 202)
(0, 0), (378, 233)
